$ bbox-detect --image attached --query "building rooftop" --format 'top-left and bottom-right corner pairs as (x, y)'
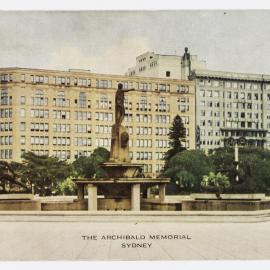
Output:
(193, 69), (270, 82)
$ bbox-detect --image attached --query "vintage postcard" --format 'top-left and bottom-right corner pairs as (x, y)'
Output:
(0, 5), (270, 267)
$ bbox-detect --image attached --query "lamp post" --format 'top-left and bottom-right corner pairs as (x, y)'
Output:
(235, 142), (239, 182)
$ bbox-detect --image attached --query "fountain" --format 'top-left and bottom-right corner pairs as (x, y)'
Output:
(73, 83), (170, 211)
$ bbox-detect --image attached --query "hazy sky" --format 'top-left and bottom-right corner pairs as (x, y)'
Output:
(1, 10), (270, 75)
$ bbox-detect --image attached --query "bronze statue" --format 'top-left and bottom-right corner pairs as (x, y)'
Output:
(109, 83), (134, 162)
(115, 83), (133, 126)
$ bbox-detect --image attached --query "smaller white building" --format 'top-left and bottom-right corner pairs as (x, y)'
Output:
(127, 48), (207, 80)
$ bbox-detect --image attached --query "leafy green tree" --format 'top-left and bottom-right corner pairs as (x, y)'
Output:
(208, 147), (237, 182)
(15, 152), (71, 196)
(0, 161), (30, 193)
(209, 147), (270, 193)
(163, 150), (213, 192)
(164, 115), (186, 169)
(72, 147), (110, 178)
(55, 177), (77, 196)
(236, 152), (270, 193)
(201, 172), (230, 195)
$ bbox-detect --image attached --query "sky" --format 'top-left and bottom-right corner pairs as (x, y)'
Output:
(1, 10), (270, 75)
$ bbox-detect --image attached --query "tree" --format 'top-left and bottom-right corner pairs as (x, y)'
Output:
(164, 115), (186, 169)
(0, 161), (30, 193)
(209, 147), (270, 194)
(55, 177), (77, 196)
(208, 147), (237, 182)
(201, 172), (230, 196)
(163, 150), (213, 192)
(15, 152), (71, 196)
(72, 147), (110, 178)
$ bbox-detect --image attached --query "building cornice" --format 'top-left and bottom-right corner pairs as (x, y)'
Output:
(192, 69), (270, 82)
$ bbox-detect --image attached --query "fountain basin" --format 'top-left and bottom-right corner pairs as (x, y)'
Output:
(100, 162), (143, 178)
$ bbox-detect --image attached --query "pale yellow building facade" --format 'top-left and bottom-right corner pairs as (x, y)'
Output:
(0, 68), (195, 177)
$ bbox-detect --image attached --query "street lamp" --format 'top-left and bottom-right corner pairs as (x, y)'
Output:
(234, 142), (239, 182)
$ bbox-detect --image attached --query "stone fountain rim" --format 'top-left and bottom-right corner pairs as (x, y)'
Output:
(100, 162), (142, 167)
(73, 177), (170, 184)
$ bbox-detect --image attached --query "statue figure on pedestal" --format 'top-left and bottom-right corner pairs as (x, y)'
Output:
(110, 83), (134, 163)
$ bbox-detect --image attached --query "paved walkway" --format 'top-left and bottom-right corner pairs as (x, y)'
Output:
(0, 210), (270, 260)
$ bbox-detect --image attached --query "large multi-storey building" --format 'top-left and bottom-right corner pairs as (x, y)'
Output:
(191, 70), (270, 150)
(0, 68), (195, 177)
(128, 48), (270, 151)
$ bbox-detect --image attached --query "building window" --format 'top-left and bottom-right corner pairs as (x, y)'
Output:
(55, 77), (69, 85)
(158, 84), (170, 92)
(75, 111), (91, 120)
(20, 96), (26, 105)
(0, 122), (12, 131)
(97, 95), (110, 109)
(0, 74), (11, 82)
(78, 92), (87, 108)
(75, 137), (92, 146)
(52, 137), (71, 146)
(177, 97), (189, 112)
(95, 112), (112, 121)
(176, 85), (189, 94)
(75, 124), (92, 133)
(136, 114), (152, 123)
(0, 109), (12, 118)
(20, 136), (26, 145)
(0, 149), (12, 159)
(53, 124), (70, 133)
(166, 71), (171, 77)
(53, 110), (70, 119)
(53, 91), (70, 107)
(155, 115), (170, 124)
(31, 109), (49, 118)
(32, 89), (48, 106)
(96, 80), (112, 88)
(156, 97), (169, 112)
(0, 89), (12, 105)
(20, 109), (26, 118)
(0, 136), (12, 145)
(31, 75), (48, 84)
(30, 136), (49, 145)
(138, 96), (148, 111)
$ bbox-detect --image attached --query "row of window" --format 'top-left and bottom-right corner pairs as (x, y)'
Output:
(1, 72), (192, 94)
(30, 75), (92, 87)
(16, 91), (190, 111)
(0, 122), (12, 131)
(136, 152), (152, 160)
(0, 136), (12, 145)
(198, 79), (269, 90)
(225, 121), (262, 129)
(0, 149), (12, 159)
(17, 122), (190, 138)
(201, 111), (262, 119)
(200, 130), (220, 137)
(22, 91), (89, 108)
(200, 101), (262, 110)
(0, 89), (12, 105)
(200, 89), (262, 100)
(200, 119), (262, 129)
(0, 108), (12, 118)
(95, 125), (112, 134)
(0, 74), (12, 82)
(136, 139), (152, 148)
(200, 140), (221, 146)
